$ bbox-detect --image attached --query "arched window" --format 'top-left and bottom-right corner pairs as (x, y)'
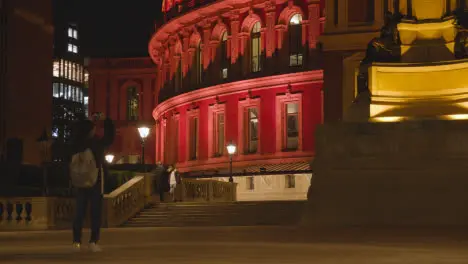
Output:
(195, 42), (203, 85)
(251, 22), (262, 73)
(220, 32), (228, 79)
(127, 86), (139, 121)
(289, 14), (303, 67)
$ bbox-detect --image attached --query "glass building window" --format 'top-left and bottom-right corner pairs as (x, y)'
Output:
(220, 32), (228, 79)
(214, 112), (225, 156)
(53, 61), (59, 77)
(246, 107), (259, 153)
(53, 83), (60, 98)
(251, 22), (262, 73)
(68, 44), (73, 52)
(127, 86), (139, 121)
(285, 102), (299, 150)
(289, 14), (303, 67)
(189, 117), (199, 160)
(68, 28), (78, 39)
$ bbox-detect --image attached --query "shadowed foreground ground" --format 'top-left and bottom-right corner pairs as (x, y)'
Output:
(2, 226), (468, 263)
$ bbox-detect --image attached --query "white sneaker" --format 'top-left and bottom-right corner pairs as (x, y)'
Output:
(89, 242), (102, 252)
(72, 243), (81, 253)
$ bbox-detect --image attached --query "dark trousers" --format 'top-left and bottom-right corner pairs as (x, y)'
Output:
(73, 185), (102, 243)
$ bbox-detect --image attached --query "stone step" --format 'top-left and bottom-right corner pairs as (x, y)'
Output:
(122, 200), (306, 227)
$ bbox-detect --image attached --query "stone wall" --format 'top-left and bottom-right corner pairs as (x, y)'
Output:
(303, 120), (468, 228)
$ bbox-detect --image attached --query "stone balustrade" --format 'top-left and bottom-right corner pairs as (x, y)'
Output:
(0, 197), (74, 230)
(0, 174), (236, 230)
(103, 175), (149, 227)
(180, 179), (237, 202)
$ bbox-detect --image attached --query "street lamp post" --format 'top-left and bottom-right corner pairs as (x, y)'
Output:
(137, 126), (150, 165)
(226, 142), (237, 183)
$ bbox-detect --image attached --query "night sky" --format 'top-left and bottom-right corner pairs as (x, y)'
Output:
(73, 0), (163, 58)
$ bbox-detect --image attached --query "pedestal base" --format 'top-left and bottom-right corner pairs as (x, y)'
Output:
(303, 120), (468, 228)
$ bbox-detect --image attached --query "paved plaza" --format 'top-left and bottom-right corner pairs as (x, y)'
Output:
(2, 227), (468, 263)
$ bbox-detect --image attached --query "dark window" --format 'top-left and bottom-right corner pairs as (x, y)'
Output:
(175, 60), (182, 92)
(285, 175), (296, 188)
(289, 14), (303, 67)
(247, 177), (255, 190)
(285, 103), (299, 150)
(348, 0), (374, 23)
(215, 112), (225, 156)
(246, 108), (259, 153)
(196, 42), (203, 85)
(220, 32), (228, 79)
(127, 86), (139, 121)
(251, 22), (262, 73)
(189, 116), (199, 160)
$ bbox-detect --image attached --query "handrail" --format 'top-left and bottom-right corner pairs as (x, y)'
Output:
(103, 174), (152, 227)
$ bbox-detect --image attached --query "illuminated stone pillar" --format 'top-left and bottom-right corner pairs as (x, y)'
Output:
(308, 2), (320, 49)
(260, 28), (266, 53)
(182, 31), (190, 76)
(265, 2), (276, 57)
(202, 22), (212, 69)
(230, 12), (240, 64)
(275, 25), (286, 50)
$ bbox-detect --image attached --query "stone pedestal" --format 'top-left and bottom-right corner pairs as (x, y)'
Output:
(303, 120), (468, 228)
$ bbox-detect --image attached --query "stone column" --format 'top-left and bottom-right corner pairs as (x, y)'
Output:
(308, 2), (320, 49)
(202, 22), (212, 69)
(182, 30), (190, 76)
(275, 25), (286, 50)
(230, 12), (240, 64)
(265, 3), (276, 57)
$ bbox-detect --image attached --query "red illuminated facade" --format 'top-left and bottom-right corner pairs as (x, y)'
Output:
(149, 0), (325, 174)
(87, 58), (157, 164)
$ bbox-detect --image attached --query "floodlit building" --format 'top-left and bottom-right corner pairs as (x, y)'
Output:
(148, 0), (325, 200)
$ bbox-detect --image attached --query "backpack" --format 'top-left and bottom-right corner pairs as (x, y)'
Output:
(70, 148), (99, 188)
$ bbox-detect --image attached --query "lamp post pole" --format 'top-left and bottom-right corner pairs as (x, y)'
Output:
(229, 155), (233, 183)
(141, 140), (146, 165)
(226, 142), (236, 183)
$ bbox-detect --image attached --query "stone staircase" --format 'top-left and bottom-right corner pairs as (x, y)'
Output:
(123, 201), (307, 227)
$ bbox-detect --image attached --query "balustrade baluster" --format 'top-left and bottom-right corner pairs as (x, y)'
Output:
(6, 202), (13, 221)
(25, 202), (32, 222)
(0, 202), (4, 222)
(15, 203), (23, 222)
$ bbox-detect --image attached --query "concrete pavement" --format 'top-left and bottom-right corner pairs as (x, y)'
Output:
(2, 227), (468, 263)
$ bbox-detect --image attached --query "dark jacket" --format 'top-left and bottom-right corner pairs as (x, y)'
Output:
(70, 118), (115, 188)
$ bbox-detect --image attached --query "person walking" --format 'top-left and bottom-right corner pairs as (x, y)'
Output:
(69, 113), (115, 252)
(168, 165), (180, 202)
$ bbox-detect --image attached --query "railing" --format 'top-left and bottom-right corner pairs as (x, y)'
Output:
(103, 173), (154, 227)
(0, 173), (236, 230)
(179, 179), (237, 202)
(0, 197), (74, 230)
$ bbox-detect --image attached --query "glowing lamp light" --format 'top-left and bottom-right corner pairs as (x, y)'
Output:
(444, 114), (468, 120)
(138, 126), (150, 140)
(226, 143), (237, 155)
(372, 116), (405, 123)
(105, 154), (115, 164)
